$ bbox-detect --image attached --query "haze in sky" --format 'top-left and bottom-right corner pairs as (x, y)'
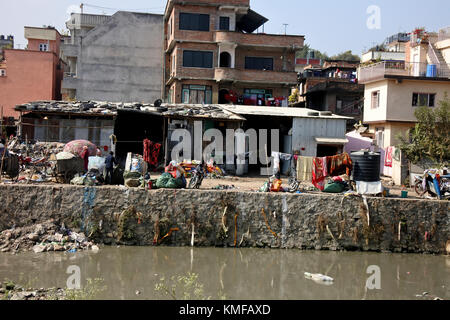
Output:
(1, 0), (450, 56)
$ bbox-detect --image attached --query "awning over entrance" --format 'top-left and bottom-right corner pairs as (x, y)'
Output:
(315, 137), (349, 145)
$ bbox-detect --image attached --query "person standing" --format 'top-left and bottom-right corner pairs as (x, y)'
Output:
(81, 146), (89, 172)
(105, 151), (117, 184)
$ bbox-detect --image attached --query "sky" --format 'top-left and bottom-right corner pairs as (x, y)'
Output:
(1, 0), (450, 55)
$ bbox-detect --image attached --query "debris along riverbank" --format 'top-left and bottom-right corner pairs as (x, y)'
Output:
(0, 219), (100, 254)
(0, 184), (448, 254)
(0, 280), (66, 300)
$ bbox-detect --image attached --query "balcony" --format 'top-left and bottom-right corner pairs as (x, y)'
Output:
(358, 61), (450, 83)
(214, 31), (304, 50)
(62, 73), (80, 90)
(66, 13), (110, 29)
(61, 43), (79, 58)
(214, 67), (297, 84)
(361, 51), (405, 63)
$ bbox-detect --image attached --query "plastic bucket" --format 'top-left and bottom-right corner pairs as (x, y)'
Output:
(401, 190), (408, 198)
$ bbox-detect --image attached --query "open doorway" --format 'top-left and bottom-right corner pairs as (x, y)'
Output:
(316, 144), (342, 157)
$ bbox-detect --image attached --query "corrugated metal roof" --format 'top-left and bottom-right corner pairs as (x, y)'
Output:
(221, 105), (353, 120)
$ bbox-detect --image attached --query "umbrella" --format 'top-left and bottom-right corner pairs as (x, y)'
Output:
(63, 140), (98, 158)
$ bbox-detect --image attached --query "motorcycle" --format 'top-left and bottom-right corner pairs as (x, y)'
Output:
(414, 169), (450, 200)
(188, 163), (207, 189)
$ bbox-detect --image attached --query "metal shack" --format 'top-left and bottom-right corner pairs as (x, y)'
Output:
(222, 105), (351, 158)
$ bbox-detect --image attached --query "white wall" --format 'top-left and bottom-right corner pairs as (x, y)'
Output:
(292, 117), (347, 157)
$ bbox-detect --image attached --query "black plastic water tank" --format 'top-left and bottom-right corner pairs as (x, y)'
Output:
(351, 151), (381, 182)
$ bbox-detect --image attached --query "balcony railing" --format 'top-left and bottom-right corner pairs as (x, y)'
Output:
(214, 31), (304, 49)
(438, 27), (450, 42)
(358, 61), (450, 83)
(215, 67), (297, 84)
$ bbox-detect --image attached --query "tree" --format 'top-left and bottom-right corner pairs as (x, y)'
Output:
(296, 43), (329, 60)
(330, 50), (360, 62)
(398, 94), (450, 166)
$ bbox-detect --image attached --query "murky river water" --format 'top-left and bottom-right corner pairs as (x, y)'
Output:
(0, 247), (449, 300)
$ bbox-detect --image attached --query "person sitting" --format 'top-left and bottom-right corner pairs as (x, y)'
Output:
(165, 160), (186, 188)
(270, 172), (282, 192)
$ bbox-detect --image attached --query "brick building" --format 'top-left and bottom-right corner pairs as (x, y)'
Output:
(0, 27), (64, 124)
(163, 0), (304, 106)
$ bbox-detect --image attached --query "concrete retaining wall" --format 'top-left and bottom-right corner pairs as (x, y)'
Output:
(0, 185), (448, 254)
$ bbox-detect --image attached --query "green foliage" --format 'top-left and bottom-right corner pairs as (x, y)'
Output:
(398, 94), (450, 166)
(289, 88), (299, 103)
(64, 278), (106, 300)
(296, 43), (329, 60)
(330, 50), (360, 62)
(155, 272), (226, 300)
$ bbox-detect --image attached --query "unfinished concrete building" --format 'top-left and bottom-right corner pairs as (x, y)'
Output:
(61, 11), (164, 103)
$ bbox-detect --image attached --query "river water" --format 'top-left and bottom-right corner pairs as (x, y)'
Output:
(0, 247), (449, 300)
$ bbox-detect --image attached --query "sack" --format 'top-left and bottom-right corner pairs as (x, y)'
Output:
(156, 172), (172, 188)
(125, 178), (141, 188)
(323, 182), (345, 193)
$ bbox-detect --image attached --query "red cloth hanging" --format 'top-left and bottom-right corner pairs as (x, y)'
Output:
(143, 139), (162, 166)
(312, 157), (326, 191)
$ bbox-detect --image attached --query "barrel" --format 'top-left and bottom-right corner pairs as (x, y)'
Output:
(426, 64), (437, 77)
(350, 151), (381, 182)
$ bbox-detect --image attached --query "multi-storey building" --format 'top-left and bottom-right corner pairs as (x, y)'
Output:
(163, 0), (304, 106)
(61, 11), (164, 103)
(358, 27), (450, 184)
(0, 27), (64, 123)
(298, 60), (363, 129)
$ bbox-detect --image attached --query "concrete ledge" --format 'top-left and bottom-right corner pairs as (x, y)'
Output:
(0, 185), (448, 254)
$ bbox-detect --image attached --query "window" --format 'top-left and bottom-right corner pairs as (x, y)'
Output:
(179, 13), (210, 31)
(412, 93), (435, 107)
(245, 57), (273, 71)
(219, 16), (230, 31)
(39, 43), (49, 51)
(182, 85), (212, 104)
(371, 91), (380, 109)
(0, 69), (5, 77)
(183, 50), (213, 68)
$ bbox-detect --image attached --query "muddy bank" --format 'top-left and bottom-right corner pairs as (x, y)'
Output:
(0, 185), (448, 254)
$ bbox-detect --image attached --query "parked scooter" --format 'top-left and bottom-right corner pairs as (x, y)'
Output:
(414, 168), (450, 200)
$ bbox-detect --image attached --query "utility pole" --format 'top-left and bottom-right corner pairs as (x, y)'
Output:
(283, 24), (288, 35)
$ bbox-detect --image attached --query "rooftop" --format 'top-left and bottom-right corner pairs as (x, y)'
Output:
(15, 101), (351, 121)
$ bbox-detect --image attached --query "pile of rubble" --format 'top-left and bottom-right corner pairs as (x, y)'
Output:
(0, 281), (66, 300)
(0, 219), (99, 254)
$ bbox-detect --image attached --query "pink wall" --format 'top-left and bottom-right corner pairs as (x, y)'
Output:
(0, 49), (57, 118)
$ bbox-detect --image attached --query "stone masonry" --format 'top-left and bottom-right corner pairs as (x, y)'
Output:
(0, 185), (448, 254)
